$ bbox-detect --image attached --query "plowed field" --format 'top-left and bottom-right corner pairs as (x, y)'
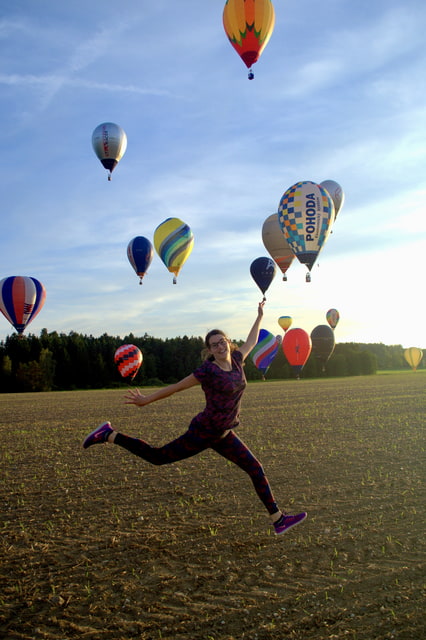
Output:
(1, 373), (425, 639)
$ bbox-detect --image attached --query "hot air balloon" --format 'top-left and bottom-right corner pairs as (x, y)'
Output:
(0, 276), (46, 336)
(223, 0), (275, 79)
(153, 218), (194, 284)
(310, 324), (335, 371)
(127, 236), (154, 284)
(92, 122), (127, 180)
(251, 328), (280, 378)
(326, 308), (340, 329)
(404, 347), (423, 371)
(262, 213), (295, 281)
(320, 180), (345, 219)
(278, 315), (292, 332)
(250, 257), (277, 300)
(114, 344), (143, 380)
(278, 181), (335, 282)
(282, 328), (312, 378)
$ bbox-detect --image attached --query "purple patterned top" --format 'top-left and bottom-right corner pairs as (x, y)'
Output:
(192, 350), (247, 435)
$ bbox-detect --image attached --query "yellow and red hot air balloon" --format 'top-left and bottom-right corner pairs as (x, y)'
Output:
(223, 0), (275, 79)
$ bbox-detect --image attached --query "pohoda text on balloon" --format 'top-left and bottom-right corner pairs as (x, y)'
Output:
(305, 193), (320, 241)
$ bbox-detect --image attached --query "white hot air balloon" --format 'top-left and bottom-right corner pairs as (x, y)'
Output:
(320, 180), (345, 219)
(92, 122), (127, 180)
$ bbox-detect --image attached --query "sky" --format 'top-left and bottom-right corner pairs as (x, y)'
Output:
(1, 0), (426, 349)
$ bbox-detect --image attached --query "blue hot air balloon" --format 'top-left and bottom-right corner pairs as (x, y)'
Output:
(127, 236), (154, 284)
(251, 329), (280, 378)
(250, 257), (277, 300)
(0, 276), (46, 335)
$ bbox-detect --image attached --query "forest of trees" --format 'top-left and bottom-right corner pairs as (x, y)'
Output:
(0, 329), (423, 393)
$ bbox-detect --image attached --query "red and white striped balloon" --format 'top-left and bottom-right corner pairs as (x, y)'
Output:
(114, 344), (143, 380)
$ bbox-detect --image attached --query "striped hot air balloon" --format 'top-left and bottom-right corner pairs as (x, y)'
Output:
(251, 329), (279, 378)
(0, 276), (46, 335)
(153, 218), (194, 284)
(114, 344), (143, 380)
(404, 347), (423, 371)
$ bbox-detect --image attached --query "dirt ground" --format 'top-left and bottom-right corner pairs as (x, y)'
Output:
(0, 373), (425, 639)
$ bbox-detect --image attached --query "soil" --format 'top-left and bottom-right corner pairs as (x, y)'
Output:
(1, 373), (425, 639)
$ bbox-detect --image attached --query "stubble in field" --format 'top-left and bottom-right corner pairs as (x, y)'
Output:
(1, 373), (425, 639)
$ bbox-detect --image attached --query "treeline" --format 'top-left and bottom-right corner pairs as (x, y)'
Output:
(0, 329), (422, 393)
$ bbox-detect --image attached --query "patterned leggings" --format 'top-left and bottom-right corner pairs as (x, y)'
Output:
(114, 427), (279, 515)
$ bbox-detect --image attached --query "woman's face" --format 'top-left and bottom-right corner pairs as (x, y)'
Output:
(208, 334), (230, 360)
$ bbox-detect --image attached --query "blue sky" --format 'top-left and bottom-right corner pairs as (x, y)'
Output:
(1, 0), (425, 348)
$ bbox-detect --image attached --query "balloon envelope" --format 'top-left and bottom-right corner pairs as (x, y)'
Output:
(127, 236), (154, 284)
(153, 217), (194, 283)
(223, 0), (275, 76)
(404, 347), (423, 371)
(250, 256), (277, 298)
(320, 180), (345, 218)
(114, 344), (143, 380)
(0, 276), (46, 335)
(262, 213), (295, 278)
(92, 122), (127, 180)
(282, 328), (312, 375)
(310, 324), (335, 369)
(326, 308), (340, 329)
(278, 315), (292, 332)
(251, 329), (280, 376)
(278, 181), (335, 272)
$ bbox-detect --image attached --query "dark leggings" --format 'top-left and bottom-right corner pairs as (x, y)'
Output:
(114, 428), (279, 515)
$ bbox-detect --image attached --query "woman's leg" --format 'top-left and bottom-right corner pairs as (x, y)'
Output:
(113, 429), (210, 465)
(211, 431), (280, 516)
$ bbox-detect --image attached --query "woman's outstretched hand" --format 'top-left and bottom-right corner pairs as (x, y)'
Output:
(124, 388), (147, 406)
(258, 300), (265, 318)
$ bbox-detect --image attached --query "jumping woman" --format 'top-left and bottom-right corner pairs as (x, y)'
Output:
(83, 302), (307, 535)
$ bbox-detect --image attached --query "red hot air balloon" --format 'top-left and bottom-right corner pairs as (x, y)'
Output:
(282, 328), (312, 378)
(114, 344), (143, 380)
(0, 276), (46, 336)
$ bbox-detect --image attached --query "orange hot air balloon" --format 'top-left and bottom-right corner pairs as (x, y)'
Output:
(223, 0), (275, 79)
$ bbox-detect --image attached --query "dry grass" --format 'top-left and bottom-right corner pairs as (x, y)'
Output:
(1, 373), (425, 639)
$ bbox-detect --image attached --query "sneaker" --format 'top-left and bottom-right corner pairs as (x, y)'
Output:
(83, 422), (113, 449)
(273, 512), (307, 535)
